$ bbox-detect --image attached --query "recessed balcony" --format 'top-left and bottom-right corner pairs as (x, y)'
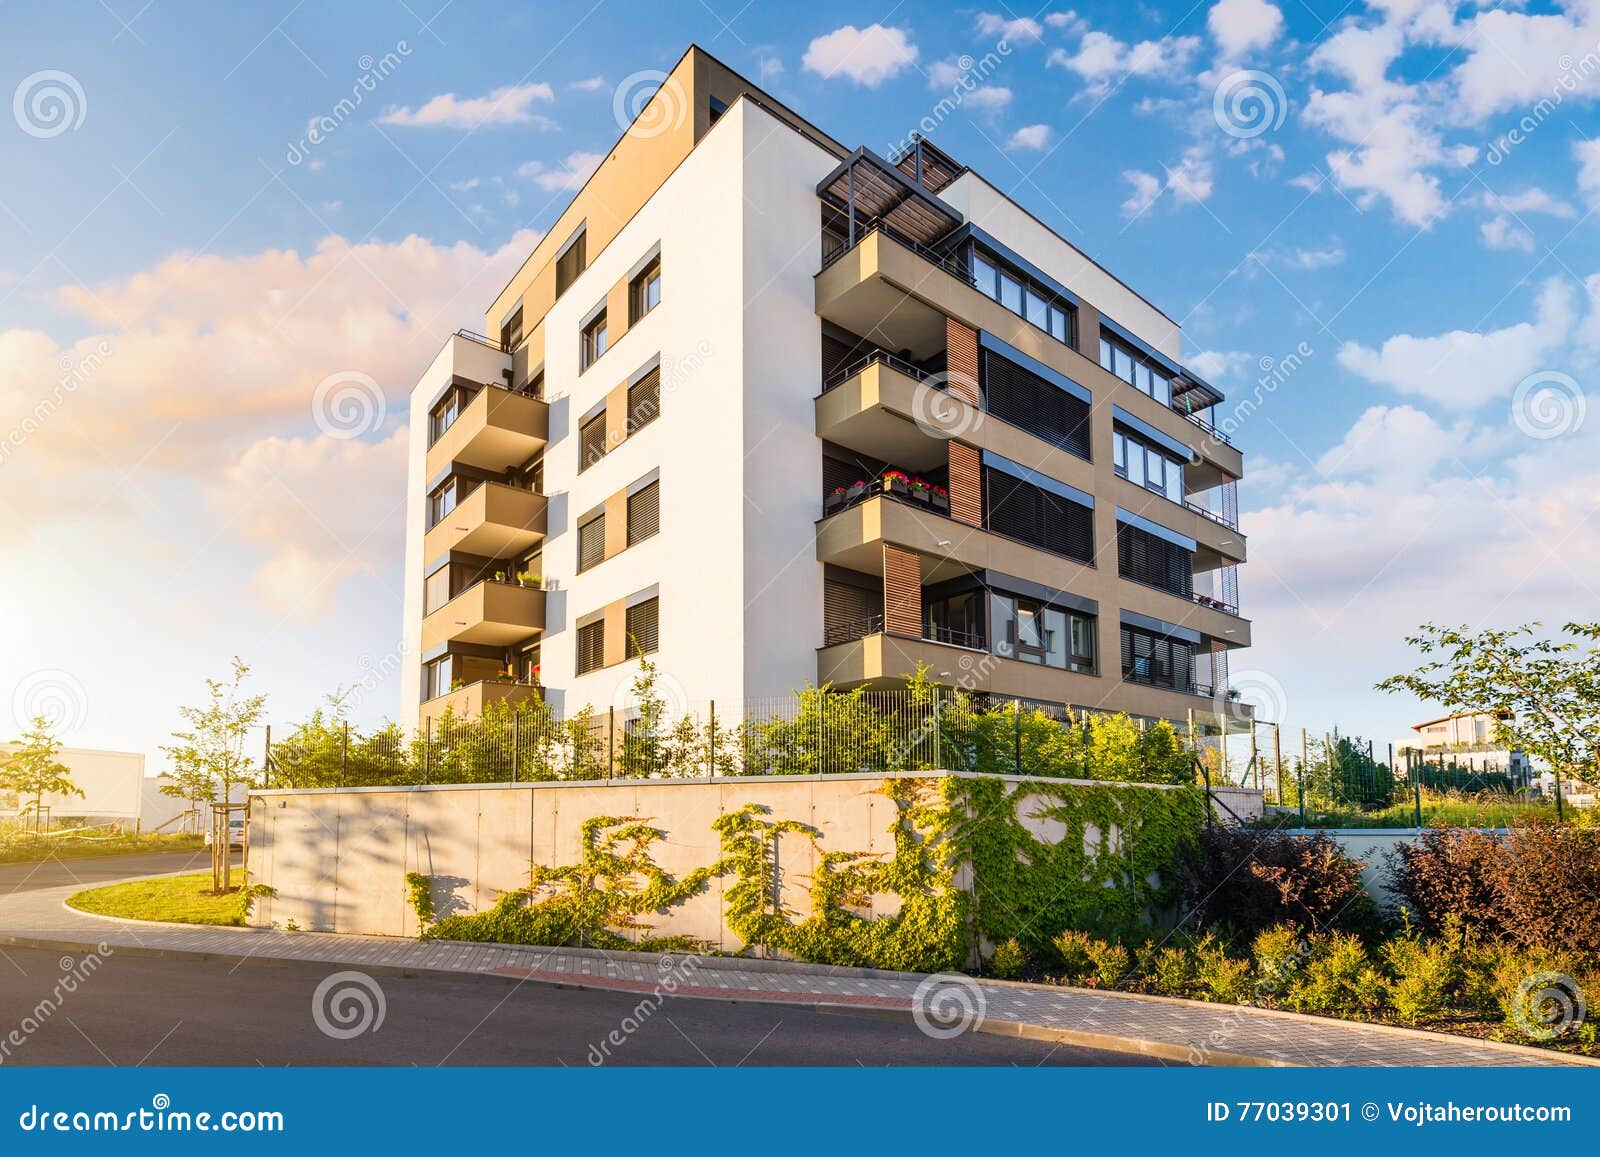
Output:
(418, 678), (541, 730)
(1108, 475), (1246, 564)
(422, 481), (547, 562)
(425, 384), (548, 479)
(421, 580), (546, 652)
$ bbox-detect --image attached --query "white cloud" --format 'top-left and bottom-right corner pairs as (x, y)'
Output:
(802, 24), (917, 88)
(1576, 138), (1600, 211)
(518, 151), (603, 192)
(1474, 186), (1577, 218)
(1048, 31), (1202, 96)
(1121, 147), (1215, 216)
(1120, 169), (1163, 217)
(1480, 214), (1535, 252)
(378, 82), (556, 129)
(1044, 11), (1087, 34)
(1314, 404), (1487, 483)
(569, 75), (608, 92)
(1450, 4), (1600, 122)
(1187, 349), (1256, 381)
(1336, 277), (1576, 409)
(1208, 0), (1285, 59)
(975, 13), (1044, 43)
(1252, 244), (1347, 270)
(1007, 123), (1052, 150)
(965, 86), (1013, 111)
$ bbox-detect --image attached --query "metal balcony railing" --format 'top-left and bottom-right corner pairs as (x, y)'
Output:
(822, 348), (936, 391)
(819, 222), (975, 287)
(823, 475), (951, 519)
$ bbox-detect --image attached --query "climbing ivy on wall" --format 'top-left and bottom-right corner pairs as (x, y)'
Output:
(405, 776), (1206, 972)
(948, 776), (1207, 959)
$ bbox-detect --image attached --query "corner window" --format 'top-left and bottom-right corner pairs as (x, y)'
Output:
(969, 245), (1075, 348)
(421, 656), (452, 701)
(581, 309), (608, 371)
(990, 592), (1094, 674)
(499, 305), (523, 352)
(629, 256), (661, 324)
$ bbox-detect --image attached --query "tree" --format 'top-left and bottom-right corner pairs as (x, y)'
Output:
(1378, 622), (1600, 785)
(161, 657), (268, 806)
(0, 715), (81, 826)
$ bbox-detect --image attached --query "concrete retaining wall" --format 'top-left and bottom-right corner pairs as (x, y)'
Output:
(247, 774), (1262, 944)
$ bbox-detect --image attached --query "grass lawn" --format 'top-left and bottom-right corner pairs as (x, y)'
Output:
(66, 872), (244, 926)
(0, 831), (205, 866)
(1257, 794), (1569, 830)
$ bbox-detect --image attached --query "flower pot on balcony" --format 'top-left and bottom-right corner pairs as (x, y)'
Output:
(846, 481), (868, 502)
(883, 476), (910, 498)
(931, 492), (950, 513)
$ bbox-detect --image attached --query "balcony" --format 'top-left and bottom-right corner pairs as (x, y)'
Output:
(422, 481), (547, 562)
(421, 580), (546, 652)
(1108, 475), (1246, 564)
(425, 384), (548, 479)
(419, 678), (541, 730)
(815, 227), (971, 361)
(815, 354), (956, 473)
(1117, 577), (1252, 649)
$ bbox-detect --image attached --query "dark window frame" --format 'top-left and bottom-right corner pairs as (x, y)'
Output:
(626, 597), (659, 658)
(577, 512), (606, 573)
(629, 256), (662, 325)
(575, 620), (605, 675)
(627, 480), (660, 546)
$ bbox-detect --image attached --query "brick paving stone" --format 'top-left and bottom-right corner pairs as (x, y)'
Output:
(0, 880), (1587, 1068)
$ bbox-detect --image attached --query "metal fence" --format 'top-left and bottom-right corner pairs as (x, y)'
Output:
(262, 689), (1200, 790)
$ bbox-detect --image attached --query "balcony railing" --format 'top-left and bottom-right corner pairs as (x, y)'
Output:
(822, 348), (937, 392)
(1185, 501), (1240, 531)
(1176, 408), (1233, 447)
(822, 612), (985, 653)
(1192, 592), (1241, 617)
(1122, 667), (1218, 699)
(823, 475), (951, 519)
(820, 222), (975, 288)
(455, 328), (505, 352)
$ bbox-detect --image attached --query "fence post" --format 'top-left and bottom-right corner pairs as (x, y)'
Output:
(513, 712), (520, 784)
(1248, 721), (1258, 791)
(262, 724), (272, 789)
(1271, 722), (1281, 802)
(607, 707), (615, 782)
(341, 720), (349, 787)
(1413, 762), (1423, 828)
(1299, 728), (1309, 827)
(1013, 703), (1022, 775)
(424, 716), (431, 785)
(708, 700), (716, 779)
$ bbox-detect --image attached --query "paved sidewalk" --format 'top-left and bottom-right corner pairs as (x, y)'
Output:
(0, 880), (1587, 1068)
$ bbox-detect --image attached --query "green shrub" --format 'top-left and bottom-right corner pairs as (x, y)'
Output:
(990, 937), (1027, 979)
(1287, 933), (1385, 1016)
(1381, 931), (1459, 1023)
(1193, 933), (1253, 1004)
(1052, 928), (1096, 985)
(1137, 938), (1199, 997)
(1249, 924), (1307, 1005)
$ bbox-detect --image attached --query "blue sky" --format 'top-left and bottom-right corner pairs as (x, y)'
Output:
(3, 0), (1600, 767)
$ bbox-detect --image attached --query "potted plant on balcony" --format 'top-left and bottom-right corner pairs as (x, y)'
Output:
(846, 478), (867, 502)
(881, 469), (912, 499)
(494, 570), (506, 583)
(905, 475), (933, 506)
(517, 571), (539, 588)
(930, 483), (950, 513)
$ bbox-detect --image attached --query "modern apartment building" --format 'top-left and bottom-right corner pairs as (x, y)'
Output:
(401, 45), (1250, 733)
(1397, 710), (1533, 783)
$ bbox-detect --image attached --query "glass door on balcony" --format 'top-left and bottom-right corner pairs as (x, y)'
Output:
(924, 589), (983, 649)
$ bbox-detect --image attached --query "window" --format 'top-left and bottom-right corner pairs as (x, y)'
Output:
(428, 384), (476, 444)
(627, 368), (660, 434)
(421, 656), (452, 701)
(527, 369), (545, 399)
(424, 567), (453, 615)
(627, 481), (659, 546)
(576, 620), (605, 675)
(499, 306), (523, 352)
(1100, 333), (1173, 407)
(969, 245), (1075, 347)
(1117, 522), (1194, 599)
(427, 477), (470, 529)
(581, 309), (608, 371)
(1112, 431), (1185, 504)
(708, 95), (728, 125)
(924, 589), (984, 649)
(577, 512), (606, 573)
(579, 412), (608, 470)
(989, 593), (1095, 673)
(626, 597), (659, 658)
(1121, 625), (1195, 693)
(982, 348), (1090, 459)
(630, 257), (661, 324)
(556, 228), (586, 299)
(983, 465), (1095, 564)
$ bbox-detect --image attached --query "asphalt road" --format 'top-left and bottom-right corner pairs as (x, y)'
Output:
(0, 947), (1159, 1066)
(0, 851), (217, 895)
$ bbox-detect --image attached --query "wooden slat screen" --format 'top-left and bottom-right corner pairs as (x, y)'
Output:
(945, 319), (980, 407)
(948, 441), (982, 526)
(882, 544), (923, 638)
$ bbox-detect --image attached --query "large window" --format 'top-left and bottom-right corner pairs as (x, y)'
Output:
(1117, 522), (1194, 599)
(629, 256), (661, 324)
(421, 656), (452, 701)
(625, 597), (659, 658)
(423, 567), (453, 615)
(1113, 431), (1185, 505)
(575, 620), (605, 675)
(556, 228), (586, 299)
(1121, 624), (1195, 693)
(579, 412), (608, 471)
(627, 367), (660, 434)
(989, 593), (1095, 673)
(984, 465), (1095, 564)
(627, 481), (659, 546)
(924, 589), (984, 649)
(1100, 333), (1173, 407)
(427, 476), (476, 530)
(982, 348), (1090, 459)
(428, 383), (477, 444)
(970, 247), (1074, 346)
(581, 309), (608, 371)
(499, 305), (523, 352)
(577, 512), (606, 573)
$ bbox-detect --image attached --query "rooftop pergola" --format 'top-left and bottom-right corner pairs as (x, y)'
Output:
(1171, 374), (1226, 413)
(890, 135), (965, 194)
(817, 147), (963, 252)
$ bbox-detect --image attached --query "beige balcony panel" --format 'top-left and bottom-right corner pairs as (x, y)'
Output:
(425, 385), (549, 478)
(422, 482), (547, 562)
(1108, 476), (1246, 564)
(418, 679), (541, 730)
(421, 582), (546, 652)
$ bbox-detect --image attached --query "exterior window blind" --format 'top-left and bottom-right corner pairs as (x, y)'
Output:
(823, 578), (882, 644)
(580, 413), (607, 470)
(1116, 523), (1194, 598)
(627, 369), (660, 434)
(575, 620), (605, 675)
(625, 598), (659, 657)
(1120, 625), (1195, 693)
(983, 467), (1094, 563)
(578, 514), (606, 573)
(556, 232), (586, 298)
(627, 481), (659, 545)
(981, 349), (1091, 460)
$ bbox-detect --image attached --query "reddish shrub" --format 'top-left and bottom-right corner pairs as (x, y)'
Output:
(1384, 826), (1505, 939)
(1180, 828), (1380, 940)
